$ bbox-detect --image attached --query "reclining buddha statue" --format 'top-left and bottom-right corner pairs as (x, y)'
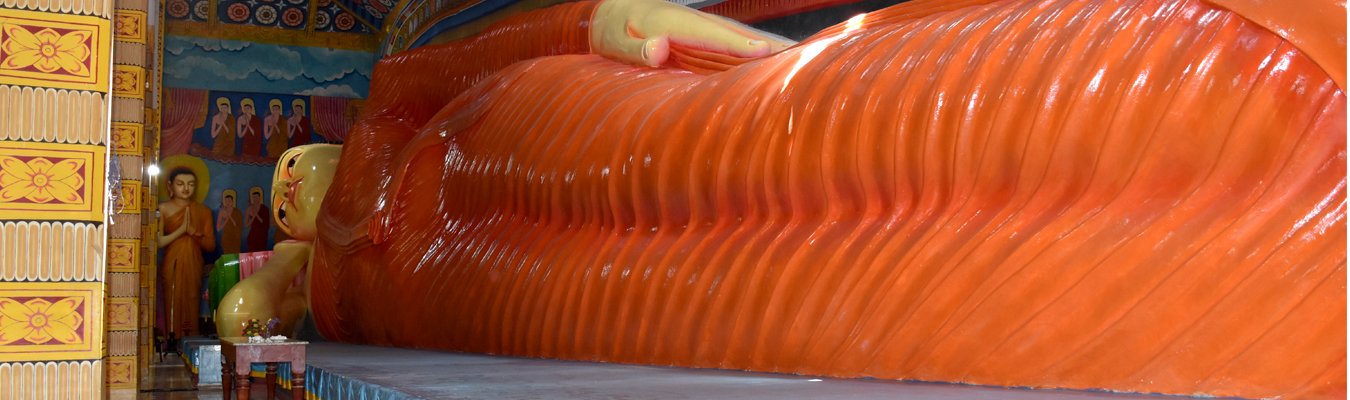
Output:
(295, 0), (1343, 397)
(215, 144), (343, 338)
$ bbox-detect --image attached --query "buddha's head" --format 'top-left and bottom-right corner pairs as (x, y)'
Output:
(271, 144), (341, 241)
(168, 168), (197, 202)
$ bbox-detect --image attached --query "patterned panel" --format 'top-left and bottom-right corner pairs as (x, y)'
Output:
(166, 0), (209, 21)
(334, 0), (386, 31)
(106, 239), (137, 273)
(106, 273), (135, 297)
(0, 222), (103, 282)
(314, 0), (371, 33)
(0, 282), (102, 362)
(0, 141), (105, 222)
(106, 331), (134, 356)
(116, 155), (141, 180)
(110, 3), (148, 388)
(0, 360), (103, 398)
(110, 96), (141, 122)
(139, 185), (148, 214)
(0, 86), (108, 145)
(0, 0), (113, 17)
(105, 296), (134, 330)
(110, 122), (140, 155)
(139, 218), (153, 246)
(0, 9), (111, 92)
(112, 9), (144, 43)
(105, 355), (133, 388)
(113, 179), (139, 214)
(112, 41), (144, 66)
(109, 216), (137, 238)
(218, 0), (309, 30)
(111, 65), (141, 98)
(116, 0), (150, 12)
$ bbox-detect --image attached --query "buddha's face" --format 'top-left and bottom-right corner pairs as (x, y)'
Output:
(271, 144), (341, 241)
(171, 173), (196, 201)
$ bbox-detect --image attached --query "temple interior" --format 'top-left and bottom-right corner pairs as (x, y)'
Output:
(0, 0), (1344, 398)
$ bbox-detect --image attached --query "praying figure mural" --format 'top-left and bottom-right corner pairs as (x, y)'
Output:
(264, 98), (286, 158)
(287, 99), (310, 148)
(217, 188), (243, 254)
(245, 186), (270, 252)
(266, 99), (289, 158)
(216, 187), (243, 252)
(239, 98), (263, 157)
(209, 97), (235, 158)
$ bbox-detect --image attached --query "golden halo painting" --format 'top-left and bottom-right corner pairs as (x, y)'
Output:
(158, 155), (210, 203)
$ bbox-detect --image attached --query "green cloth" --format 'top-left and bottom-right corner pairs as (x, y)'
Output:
(208, 254), (240, 313)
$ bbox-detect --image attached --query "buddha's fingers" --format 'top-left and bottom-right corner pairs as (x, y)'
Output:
(591, 0), (795, 68)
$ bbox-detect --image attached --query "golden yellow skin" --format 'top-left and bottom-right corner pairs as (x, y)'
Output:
(214, 144), (342, 337)
(590, 0), (793, 67)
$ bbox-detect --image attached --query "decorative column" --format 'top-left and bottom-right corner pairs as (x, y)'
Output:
(0, 0), (114, 396)
(105, 0), (152, 393)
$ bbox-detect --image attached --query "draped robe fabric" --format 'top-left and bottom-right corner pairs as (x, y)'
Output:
(161, 202), (216, 337)
(311, 0), (1347, 397)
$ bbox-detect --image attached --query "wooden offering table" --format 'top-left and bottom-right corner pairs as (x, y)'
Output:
(220, 337), (308, 400)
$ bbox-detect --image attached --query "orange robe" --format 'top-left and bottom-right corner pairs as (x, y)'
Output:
(268, 117), (289, 158)
(161, 202), (216, 337)
(211, 115), (236, 158)
(313, 0), (1345, 398)
(219, 208), (243, 254)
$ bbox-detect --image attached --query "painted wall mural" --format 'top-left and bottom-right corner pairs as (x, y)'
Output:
(165, 0), (211, 22)
(160, 89), (361, 254)
(165, 0), (379, 51)
(164, 35), (374, 96)
(315, 0), (373, 33)
(161, 35), (368, 258)
(218, 0), (309, 30)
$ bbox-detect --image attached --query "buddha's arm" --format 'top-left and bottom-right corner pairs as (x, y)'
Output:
(324, 0), (797, 250)
(361, 1), (598, 128)
(214, 241), (311, 336)
(363, 0), (794, 126)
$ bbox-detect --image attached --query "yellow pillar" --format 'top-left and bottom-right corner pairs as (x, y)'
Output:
(106, 0), (153, 393)
(0, 0), (116, 397)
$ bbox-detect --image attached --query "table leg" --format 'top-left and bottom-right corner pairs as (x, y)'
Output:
(265, 363), (277, 400)
(291, 371), (305, 400)
(236, 371), (251, 400)
(222, 359), (233, 399)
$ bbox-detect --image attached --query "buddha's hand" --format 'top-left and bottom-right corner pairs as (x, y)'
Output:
(590, 0), (795, 68)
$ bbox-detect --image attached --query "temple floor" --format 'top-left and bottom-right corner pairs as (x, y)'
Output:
(134, 341), (1227, 399)
(135, 355), (292, 400)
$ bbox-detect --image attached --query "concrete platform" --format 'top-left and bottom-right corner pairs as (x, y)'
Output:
(303, 343), (1208, 400)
